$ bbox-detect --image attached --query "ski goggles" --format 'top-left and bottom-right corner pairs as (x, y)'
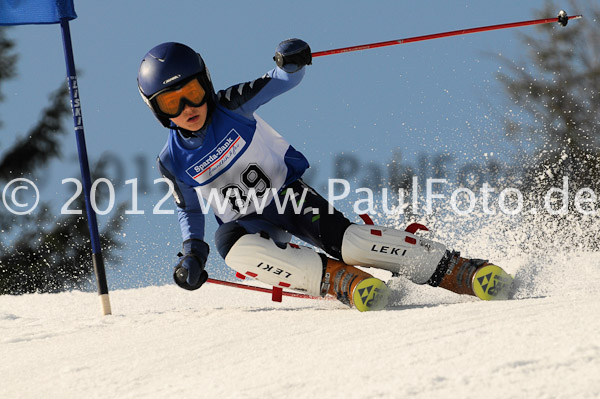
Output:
(151, 77), (207, 118)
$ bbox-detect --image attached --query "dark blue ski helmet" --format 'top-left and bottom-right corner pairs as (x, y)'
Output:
(138, 42), (215, 128)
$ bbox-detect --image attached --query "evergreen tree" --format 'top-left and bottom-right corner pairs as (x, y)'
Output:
(0, 27), (126, 294)
(498, 0), (600, 250)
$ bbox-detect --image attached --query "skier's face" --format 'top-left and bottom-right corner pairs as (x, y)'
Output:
(170, 103), (208, 132)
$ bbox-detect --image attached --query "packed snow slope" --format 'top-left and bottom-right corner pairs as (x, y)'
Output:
(1, 252), (599, 399)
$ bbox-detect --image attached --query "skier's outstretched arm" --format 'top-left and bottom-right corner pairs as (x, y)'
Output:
(217, 38), (312, 119)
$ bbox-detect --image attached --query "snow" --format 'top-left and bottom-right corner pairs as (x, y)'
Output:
(1, 253), (600, 399)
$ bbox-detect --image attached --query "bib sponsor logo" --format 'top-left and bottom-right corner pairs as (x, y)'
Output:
(186, 129), (246, 183)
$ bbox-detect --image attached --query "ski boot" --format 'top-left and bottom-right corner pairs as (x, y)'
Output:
(322, 258), (390, 311)
(436, 251), (514, 300)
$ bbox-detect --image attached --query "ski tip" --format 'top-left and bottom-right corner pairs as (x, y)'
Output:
(353, 278), (390, 312)
(472, 265), (514, 301)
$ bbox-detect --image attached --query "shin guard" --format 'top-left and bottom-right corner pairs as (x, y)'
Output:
(224, 234), (324, 296)
(341, 224), (446, 284)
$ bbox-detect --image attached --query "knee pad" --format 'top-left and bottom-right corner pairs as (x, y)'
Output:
(341, 224), (446, 284)
(225, 233), (325, 296)
(214, 222), (249, 259)
(215, 220), (293, 259)
(317, 208), (351, 259)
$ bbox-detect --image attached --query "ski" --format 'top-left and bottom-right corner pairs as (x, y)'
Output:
(472, 265), (514, 300)
(353, 277), (391, 312)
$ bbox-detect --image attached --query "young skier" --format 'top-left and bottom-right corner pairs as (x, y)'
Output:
(137, 39), (512, 311)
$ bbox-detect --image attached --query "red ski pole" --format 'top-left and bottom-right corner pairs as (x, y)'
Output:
(312, 10), (582, 58)
(206, 277), (332, 301)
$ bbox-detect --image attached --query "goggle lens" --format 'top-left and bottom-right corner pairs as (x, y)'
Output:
(154, 78), (206, 117)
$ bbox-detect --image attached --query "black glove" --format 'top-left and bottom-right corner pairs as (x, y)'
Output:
(173, 239), (209, 290)
(273, 38), (312, 73)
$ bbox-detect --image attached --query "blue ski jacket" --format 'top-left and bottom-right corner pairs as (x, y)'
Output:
(157, 66), (309, 242)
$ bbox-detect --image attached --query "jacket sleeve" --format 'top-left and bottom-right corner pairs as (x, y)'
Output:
(216, 66), (305, 119)
(156, 150), (206, 242)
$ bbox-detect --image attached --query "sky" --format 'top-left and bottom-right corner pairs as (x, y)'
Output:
(0, 0), (574, 287)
